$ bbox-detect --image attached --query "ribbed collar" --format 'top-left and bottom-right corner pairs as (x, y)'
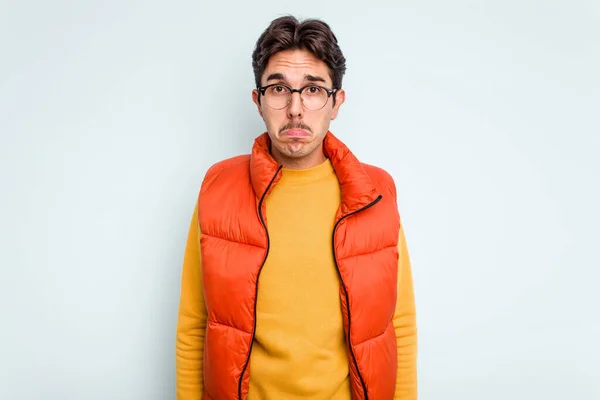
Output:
(278, 158), (335, 186)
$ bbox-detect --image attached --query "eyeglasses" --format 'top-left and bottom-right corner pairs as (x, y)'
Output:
(258, 83), (337, 111)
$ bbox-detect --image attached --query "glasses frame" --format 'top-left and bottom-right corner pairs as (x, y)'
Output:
(257, 83), (337, 111)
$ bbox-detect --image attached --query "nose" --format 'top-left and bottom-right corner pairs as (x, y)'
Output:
(286, 91), (303, 118)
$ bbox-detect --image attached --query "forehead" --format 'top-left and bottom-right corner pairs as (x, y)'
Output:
(262, 49), (331, 85)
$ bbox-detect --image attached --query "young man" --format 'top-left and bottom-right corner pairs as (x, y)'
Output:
(176, 16), (417, 400)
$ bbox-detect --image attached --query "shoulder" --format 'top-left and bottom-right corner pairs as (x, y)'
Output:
(361, 163), (397, 200)
(201, 154), (251, 194)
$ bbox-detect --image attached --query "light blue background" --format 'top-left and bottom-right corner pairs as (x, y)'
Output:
(1, 0), (599, 399)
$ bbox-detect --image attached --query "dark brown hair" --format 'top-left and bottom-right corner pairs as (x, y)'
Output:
(252, 16), (347, 90)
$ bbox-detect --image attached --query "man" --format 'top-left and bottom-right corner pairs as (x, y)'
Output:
(176, 16), (417, 400)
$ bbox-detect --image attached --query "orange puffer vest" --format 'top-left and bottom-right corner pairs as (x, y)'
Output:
(198, 131), (400, 399)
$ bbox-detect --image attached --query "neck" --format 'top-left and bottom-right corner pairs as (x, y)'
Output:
(271, 144), (326, 170)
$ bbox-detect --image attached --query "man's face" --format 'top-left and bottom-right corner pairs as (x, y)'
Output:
(252, 49), (345, 167)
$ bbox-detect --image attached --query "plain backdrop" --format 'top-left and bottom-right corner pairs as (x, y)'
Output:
(1, 0), (599, 399)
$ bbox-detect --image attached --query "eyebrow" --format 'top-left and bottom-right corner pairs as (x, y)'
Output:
(304, 74), (326, 83)
(265, 73), (327, 84)
(265, 73), (286, 82)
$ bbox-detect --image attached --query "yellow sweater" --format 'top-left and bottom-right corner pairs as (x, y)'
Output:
(176, 159), (417, 399)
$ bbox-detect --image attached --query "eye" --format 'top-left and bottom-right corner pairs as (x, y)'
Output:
(270, 85), (288, 94)
(303, 86), (323, 96)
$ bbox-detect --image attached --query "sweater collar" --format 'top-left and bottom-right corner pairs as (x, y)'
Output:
(279, 158), (335, 186)
(250, 131), (379, 216)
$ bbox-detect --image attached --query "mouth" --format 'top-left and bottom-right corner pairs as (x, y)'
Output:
(281, 129), (310, 137)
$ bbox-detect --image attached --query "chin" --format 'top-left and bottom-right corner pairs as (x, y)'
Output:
(276, 143), (307, 157)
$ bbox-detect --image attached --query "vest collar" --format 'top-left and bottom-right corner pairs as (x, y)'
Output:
(250, 131), (380, 216)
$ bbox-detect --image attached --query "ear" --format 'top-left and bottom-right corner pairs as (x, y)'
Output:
(252, 89), (264, 119)
(330, 89), (345, 120)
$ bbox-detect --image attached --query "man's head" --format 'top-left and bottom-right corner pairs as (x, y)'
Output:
(251, 16), (346, 169)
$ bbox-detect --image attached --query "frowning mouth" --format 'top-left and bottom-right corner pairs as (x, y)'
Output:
(281, 129), (310, 137)
(279, 122), (312, 135)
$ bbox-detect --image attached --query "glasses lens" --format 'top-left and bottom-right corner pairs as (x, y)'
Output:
(301, 86), (328, 111)
(264, 85), (291, 110)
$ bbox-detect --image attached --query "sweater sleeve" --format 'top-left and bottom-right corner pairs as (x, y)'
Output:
(176, 203), (207, 399)
(393, 224), (418, 399)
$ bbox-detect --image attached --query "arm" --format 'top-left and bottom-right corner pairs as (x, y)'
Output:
(393, 224), (418, 399)
(176, 203), (208, 399)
